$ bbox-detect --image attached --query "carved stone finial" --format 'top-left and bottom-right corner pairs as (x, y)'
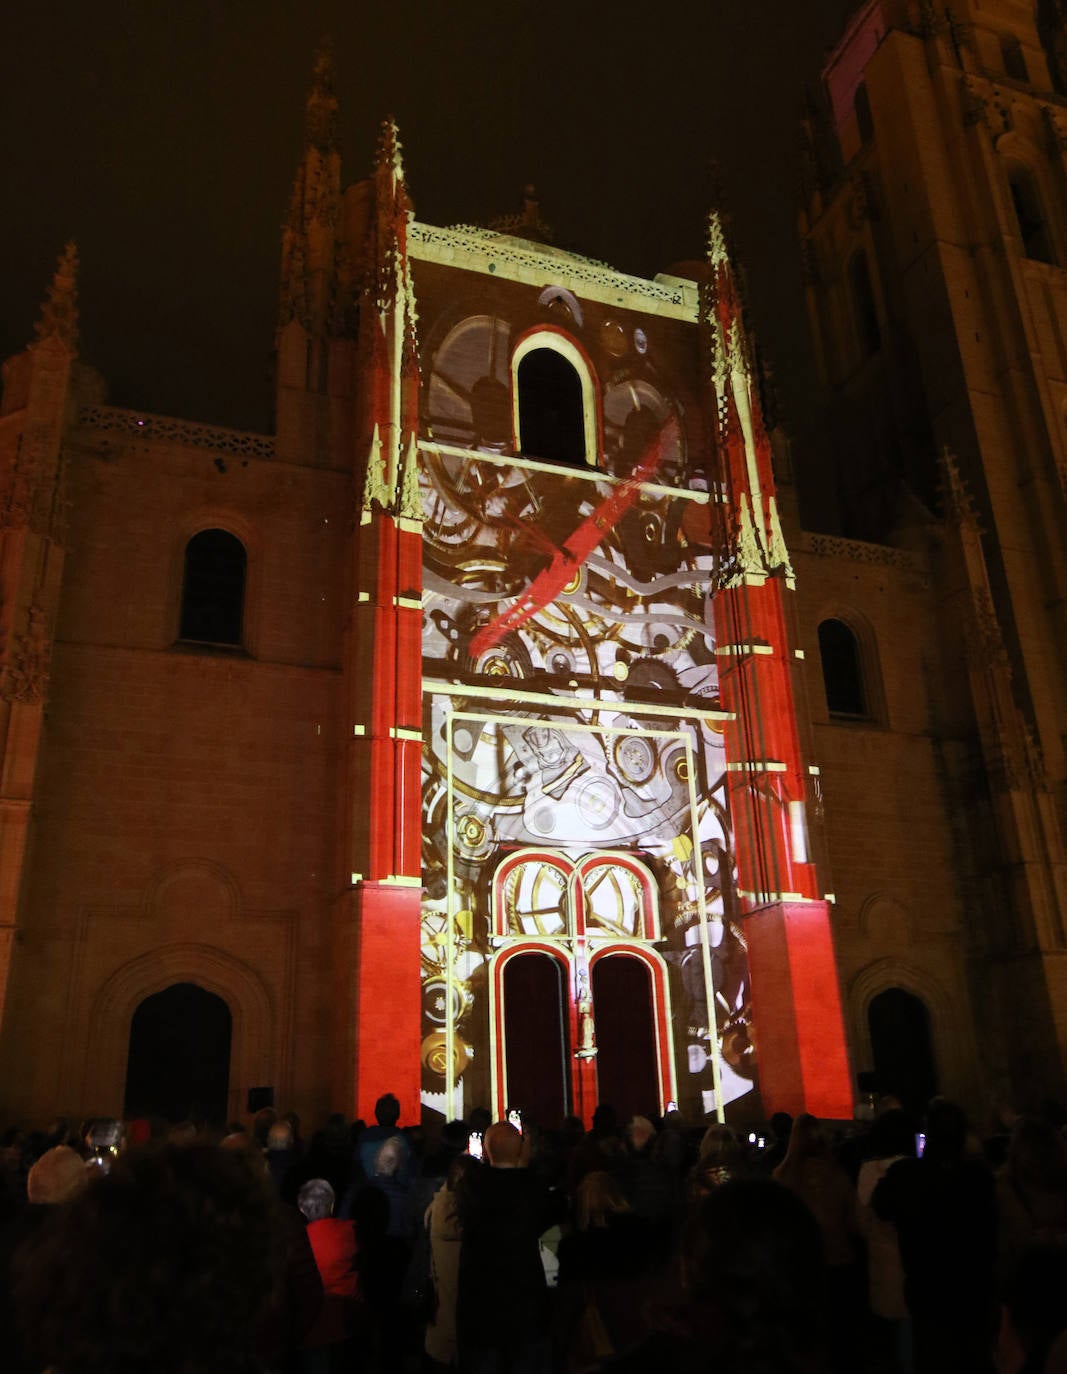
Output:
(361, 423), (389, 515)
(376, 116), (406, 186)
(305, 38), (338, 151)
(707, 210), (729, 270)
(33, 242), (79, 352)
(397, 433), (422, 522)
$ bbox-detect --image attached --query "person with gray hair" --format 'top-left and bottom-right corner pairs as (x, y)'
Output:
(296, 1177), (361, 1365)
(298, 1178), (337, 1224)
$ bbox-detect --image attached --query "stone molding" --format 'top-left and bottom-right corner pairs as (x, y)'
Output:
(77, 406), (276, 460)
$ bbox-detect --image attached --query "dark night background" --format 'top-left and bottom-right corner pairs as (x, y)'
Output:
(1, 2), (854, 435)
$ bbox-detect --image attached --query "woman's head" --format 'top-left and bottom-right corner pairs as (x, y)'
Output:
(575, 1169), (629, 1230)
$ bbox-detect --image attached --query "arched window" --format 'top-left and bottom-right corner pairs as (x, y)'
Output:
(1001, 34), (1028, 82)
(818, 618), (867, 718)
(868, 986), (937, 1116)
(516, 345), (588, 466)
(854, 83), (874, 144)
(1007, 165), (1054, 264)
(848, 251), (881, 358)
(179, 529), (246, 646)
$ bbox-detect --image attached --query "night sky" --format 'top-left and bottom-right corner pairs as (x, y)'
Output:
(1, 2), (853, 434)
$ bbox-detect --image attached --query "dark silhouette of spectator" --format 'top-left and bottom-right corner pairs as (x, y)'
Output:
(266, 1119), (302, 1200)
(351, 1180), (409, 1366)
(763, 1111), (793, 1174)
(774, 1114), (861, 1374)
(555, 1169), (662, 1368)
(618, 1115), (673, 1236)
(253, 1106), (279, 1150)
(689, 1123), (745, 1205)
(568, 1103), (622, 1193)
(356, 1092), (411, 1183)
(997, 1116), (1067, 1288)
(425, 1152), (480, 1369)
(998, 1243), (1067, 1374)
(368, 1136), (411, 1240)
(220, 1134), (323, 1369)
(608, 1177), (828, 1374)
(874, 1098), (998, 1374)
(457, 1121), (552, 1374)
(856, 1109), (915, 1370)
(14, 1142), (280, 1374)
(0, 1146), (89, 1374)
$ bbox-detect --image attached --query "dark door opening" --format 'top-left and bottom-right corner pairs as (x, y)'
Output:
(503, 954), (569, 1130)
(868, 986), (937, 1117)
(124, 982), (232, 1125)
(592, 956), (660, 1123)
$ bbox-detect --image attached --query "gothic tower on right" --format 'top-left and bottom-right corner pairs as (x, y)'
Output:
(799, 0), (1067, 1106)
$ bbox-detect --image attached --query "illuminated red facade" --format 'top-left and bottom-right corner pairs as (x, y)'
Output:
(0, 60), (858, 1130)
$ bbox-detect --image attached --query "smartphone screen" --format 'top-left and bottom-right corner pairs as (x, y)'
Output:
(915, 1132), (926, 1158)
(507, 1109), (523, 1135)
(467, 1131), (483, 1159)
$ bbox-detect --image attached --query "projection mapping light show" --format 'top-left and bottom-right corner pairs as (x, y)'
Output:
(416, 323), (757, 1125)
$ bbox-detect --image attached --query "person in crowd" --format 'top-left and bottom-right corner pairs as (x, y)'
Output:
(296, 1178), (361, 1370)
(689, 1123), (745, 1204)
(425, 1152), (480, 1370)
(618, 1115), (673, 1232)
(568, 1103), (622, 1193)
(457, 1120), (552, 1374)
(856, 1108), (915, 1372)
(763, 1111), (793, 1174)
(221, 1133), (323, 1371)
(774, 1113), (861, 1373)
(368, 1135), (411, 1240)
(356, 1092), (410, 1184)
(1, 1146), (89, 1374)
(874, 1098), (998, 1374)
(608, 1177), (828, 1374)
(997, 1243), (1067, 1374)
(996, 1115), (1067, 1288)
(555, 1169), (662, 1369)
(266, 1119), (302, 1200)
(253, 1106), (279, 1150)
(14, 1141), (280, 1374)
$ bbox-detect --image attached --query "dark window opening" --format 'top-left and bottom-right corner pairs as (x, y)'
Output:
(124, 983), (232, 1125)
(180, 529), (246, 645)
(849, 251), (882, 357)
(517, 347), (587, 466)
(1001, 35), (1028, 82)
(855, 83), (874, 144)
(818, 618), (867, 718)
(868, 986), (938, 1117)
(1008, 167), (1054, 264)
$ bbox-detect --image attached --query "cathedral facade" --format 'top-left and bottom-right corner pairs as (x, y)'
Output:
(1, 0), (1065, 1131)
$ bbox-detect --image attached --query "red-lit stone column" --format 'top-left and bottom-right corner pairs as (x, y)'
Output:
(343, 121), (424, 1127)
(706, 213), (852, 1119)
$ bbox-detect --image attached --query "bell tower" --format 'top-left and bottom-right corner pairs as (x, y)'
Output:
(801, 0), (1067, 1100)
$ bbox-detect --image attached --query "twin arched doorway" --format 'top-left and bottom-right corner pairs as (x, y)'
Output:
(123, 983), (232, 1125)
(500, 950), (662, 1128)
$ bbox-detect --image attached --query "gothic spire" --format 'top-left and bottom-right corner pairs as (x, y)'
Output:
(305, 37), (338, 152)
(33, 242), (79, 352)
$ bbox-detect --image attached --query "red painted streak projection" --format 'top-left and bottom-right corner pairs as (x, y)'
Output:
(466, 426), (671, 661)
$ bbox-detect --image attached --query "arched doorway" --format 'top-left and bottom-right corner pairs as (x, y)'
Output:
(124, 983), (232, 1125)
(592, 955), (659, 1123)
(502, 952), (570, 1129)
(868, 986), (937, 1115)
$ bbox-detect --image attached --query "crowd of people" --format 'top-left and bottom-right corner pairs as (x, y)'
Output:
(0, 1091), (1065, 1374)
